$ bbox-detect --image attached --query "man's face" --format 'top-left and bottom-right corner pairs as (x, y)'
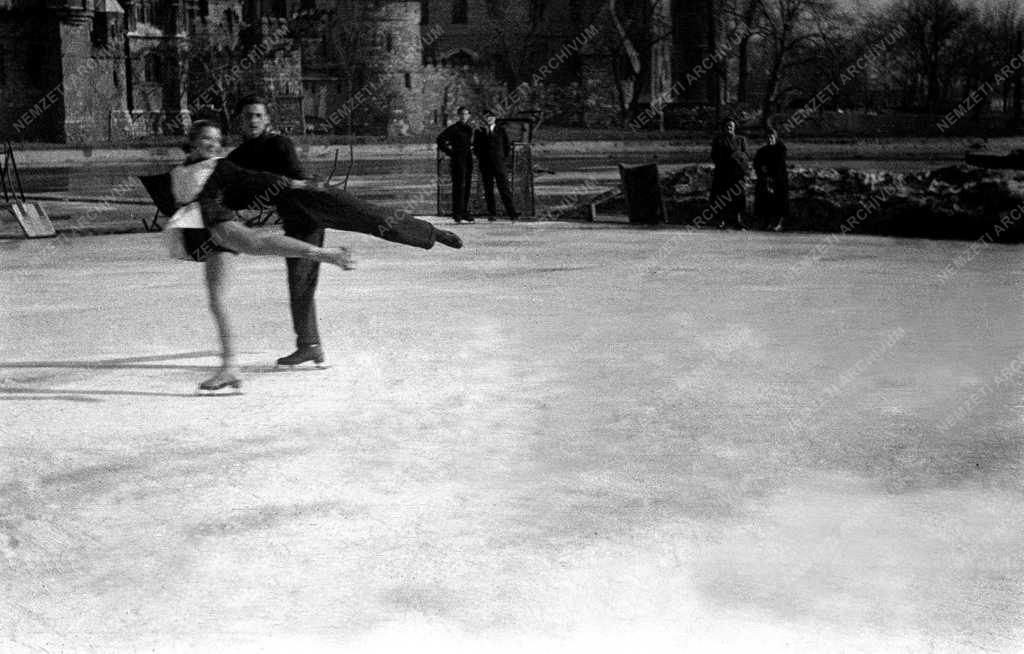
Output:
(483, 114), (496, 127)
(725, 120), (736, 135)
(241, 103), (270, 139)
(457, 109), (471, 123)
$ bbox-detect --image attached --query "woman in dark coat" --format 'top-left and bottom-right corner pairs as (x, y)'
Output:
(710, 118), (750, 229)
(753, 128), (789, 231)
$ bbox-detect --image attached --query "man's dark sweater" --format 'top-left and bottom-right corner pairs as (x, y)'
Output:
(224, 133), (305, 210)
(435, 122), (474, 158)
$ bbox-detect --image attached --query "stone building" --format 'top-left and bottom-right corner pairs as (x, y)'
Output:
(0, 0), (716, 142)
(0, 0), (132, 142)
(0, 0), (303, 142)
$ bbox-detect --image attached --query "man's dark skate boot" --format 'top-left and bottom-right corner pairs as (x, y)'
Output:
(276, 344), (328, 369)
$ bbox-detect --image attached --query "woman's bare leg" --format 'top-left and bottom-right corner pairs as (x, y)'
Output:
(211, 221), (353, 269)
(202, 251), (241, 388)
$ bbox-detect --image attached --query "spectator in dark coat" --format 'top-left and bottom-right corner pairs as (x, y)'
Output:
(753, 128), (789, 231)
(472, 109), (519, 220)
(710, 118), (750, 229)
(436, 106), (475, 223)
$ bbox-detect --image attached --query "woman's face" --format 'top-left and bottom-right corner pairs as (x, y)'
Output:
(192, 126), (223, 159)
(724, 120), (736, 135)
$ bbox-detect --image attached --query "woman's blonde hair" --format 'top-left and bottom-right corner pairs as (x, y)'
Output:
(182, 120), (223, 153)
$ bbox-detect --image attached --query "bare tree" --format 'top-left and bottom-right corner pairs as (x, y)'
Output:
(603, 0), (674, 123)
(757, 0), (835, 119)
(804, 2), (865, 107)
(186, 12), (244, 129)
(318, 0), (402, 137)
(721, 0), (764, 105)
(890, 0), (972, 112)
(186, 4), (296, 130)
(984, 0), (1023, 113)
(486, 0), (554, 87)
(857, 7), (917, 110)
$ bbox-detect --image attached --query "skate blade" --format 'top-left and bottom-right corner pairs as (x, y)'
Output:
(196, 385), (244, 396)
(275, 362), (330, 371)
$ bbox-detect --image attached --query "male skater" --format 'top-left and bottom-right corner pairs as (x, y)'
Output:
(223, 95), (462, 369)
(225, 95), (326, 368)
(436, 106), (475, 223)
(472, 109), (519, 220)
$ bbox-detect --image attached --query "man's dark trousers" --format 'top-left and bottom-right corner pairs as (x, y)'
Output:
(480, 163), (515, 216)
(277, 186), (438, 249)
(283, 219), (324, 349)
(473, 125), (517, 217)
(450, 156), (472, 219)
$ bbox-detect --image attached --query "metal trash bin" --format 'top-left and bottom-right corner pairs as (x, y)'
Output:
(501, 118), (535, 218)
(618, 163), (665, 224)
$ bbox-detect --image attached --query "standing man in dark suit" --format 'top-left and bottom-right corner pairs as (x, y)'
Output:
(473, 109), (518, 221)
(226, 94), (327, 368)
(436, 106), (475, 223)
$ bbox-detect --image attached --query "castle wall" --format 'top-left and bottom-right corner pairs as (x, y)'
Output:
(60, 12), (132, 143)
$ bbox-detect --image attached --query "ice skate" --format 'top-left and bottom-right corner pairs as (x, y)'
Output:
(276, 344), (328, 369)
(197, 369), (243, 395)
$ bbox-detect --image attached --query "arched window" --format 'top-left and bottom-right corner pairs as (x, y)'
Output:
(440, 48), (477, 67)
(135, 0), (155, 24)
(26, 44), (44, 80)
(91, 12), (109, 47)
(143, 52), (162, 83)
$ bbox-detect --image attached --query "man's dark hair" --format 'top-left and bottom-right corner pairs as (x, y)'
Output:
(457, 106), (470, 114)
(235, 94), (270, 116)
(482, 109), (496, 118)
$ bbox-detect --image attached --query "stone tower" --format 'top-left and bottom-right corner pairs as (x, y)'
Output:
(0, 0), (131, 142)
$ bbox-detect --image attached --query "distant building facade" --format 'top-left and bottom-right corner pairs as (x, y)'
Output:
(0, 0), (715, 142)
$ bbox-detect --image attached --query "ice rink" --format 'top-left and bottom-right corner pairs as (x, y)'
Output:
(2, 222), (1023, 652)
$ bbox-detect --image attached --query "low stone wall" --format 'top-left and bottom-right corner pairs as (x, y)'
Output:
(562, 164), (1024, 243)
